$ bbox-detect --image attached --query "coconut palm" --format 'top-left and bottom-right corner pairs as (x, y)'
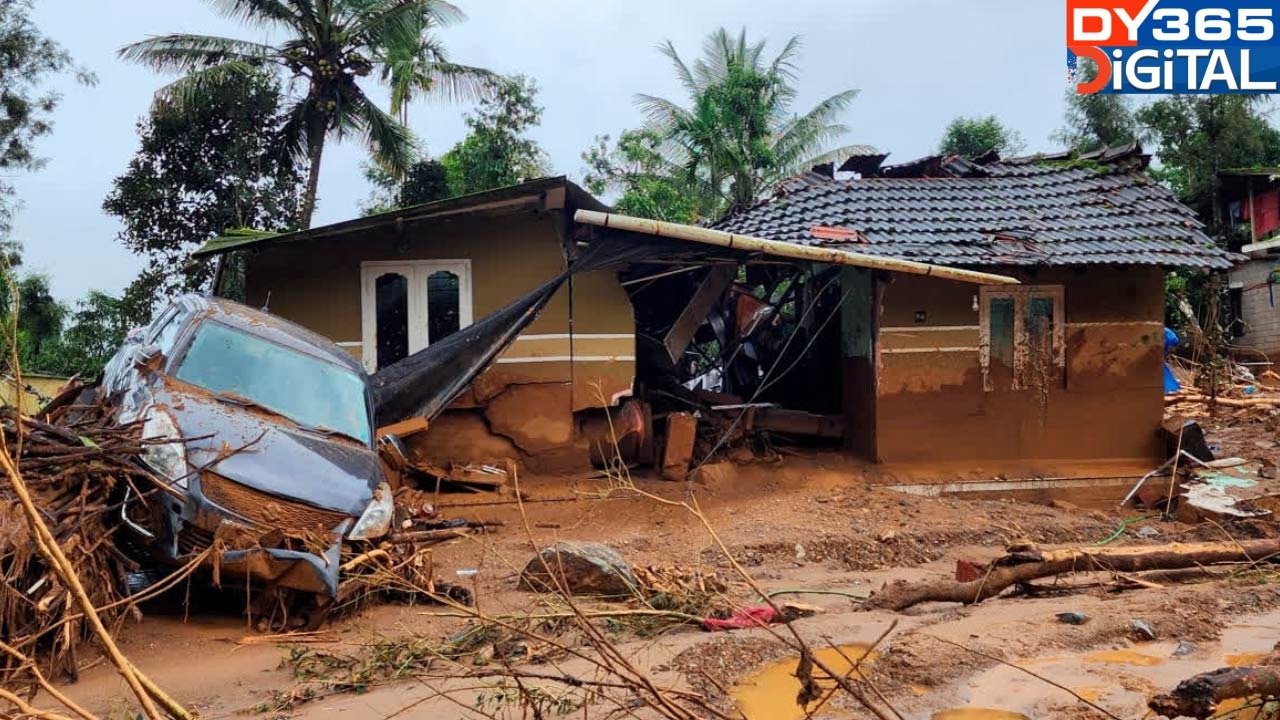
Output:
(636, 28), (860, 216)
(120, 0), (492, 229)
(381, 8), (496, 124)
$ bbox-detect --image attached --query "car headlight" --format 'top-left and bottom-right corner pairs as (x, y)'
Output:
(141, 411), (189, 488)
(348, 482), (393, 541)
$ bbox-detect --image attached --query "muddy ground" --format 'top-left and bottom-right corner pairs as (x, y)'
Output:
(43, 441), (1280, 720)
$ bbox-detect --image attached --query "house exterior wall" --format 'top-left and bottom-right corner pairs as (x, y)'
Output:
(873, 266), (1165, 465)
(1230, 258), (1280, 358)
(241, 212), (636, 416)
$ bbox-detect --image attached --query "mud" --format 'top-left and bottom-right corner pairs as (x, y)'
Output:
(40, 449), (1280, 720)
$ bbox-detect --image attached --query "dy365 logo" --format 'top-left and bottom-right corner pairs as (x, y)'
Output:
(1067, 0), (1280, 94)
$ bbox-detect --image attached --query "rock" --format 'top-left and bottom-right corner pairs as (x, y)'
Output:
(520, 542), (637, 598)
(1135, 525), (1161, 540)
(1172, 641), (1196, 657)
(1056, 611), (1091, 626)
(1130, 619), (1157, 641)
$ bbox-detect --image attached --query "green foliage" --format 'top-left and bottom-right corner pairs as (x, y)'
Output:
(637, 28), (858, 218)
(439, 75), (549, 196)
(0, 0), (93, 236)
(103, 69), (302, 303)
(26, 290), (136, 377)
(397, 158), (451, 207)
(581, 129), (697, 223)
(1054, 58), (1138, 153)
(119, 0), (492, 228)
(1137, 95), (1280, 233)
(938, 115), (1025, 159)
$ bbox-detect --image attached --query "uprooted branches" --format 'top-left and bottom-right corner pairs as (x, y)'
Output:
(1, 386), (190, 720)
(0, 387), (163, 681)
(865, 539), (1280, 612)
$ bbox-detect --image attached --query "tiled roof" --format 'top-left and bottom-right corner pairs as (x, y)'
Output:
(715, 151), (1238, 270)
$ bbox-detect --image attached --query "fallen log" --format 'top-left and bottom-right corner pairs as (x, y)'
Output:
(1150, 665), (1280, 718)
(865, 540), (1280, 612)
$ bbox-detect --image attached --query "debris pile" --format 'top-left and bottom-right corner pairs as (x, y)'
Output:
(0, 386), (162, 683)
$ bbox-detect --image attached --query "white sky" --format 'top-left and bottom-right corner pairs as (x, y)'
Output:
(15, 0), (1068, 302)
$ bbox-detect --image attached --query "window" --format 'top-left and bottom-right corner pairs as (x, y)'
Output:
(375, 272), (410, 368)
(147, 305), (185, 356)
(176, 322), (371, 444)
(426, 270), (461, 344)
(360, 260), (473, 371)
(979, 285), (1064, 392)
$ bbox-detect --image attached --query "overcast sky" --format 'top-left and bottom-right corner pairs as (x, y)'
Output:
(16, 0), (1067, 302)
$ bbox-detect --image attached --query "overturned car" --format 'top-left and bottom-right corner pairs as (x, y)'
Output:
(101, 294), (393, 598)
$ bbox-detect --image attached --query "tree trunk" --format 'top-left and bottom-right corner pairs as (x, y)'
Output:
(1150, 664), (1280, 718)
(864, 540), (1280, 612)
(298, 118), (326, 230)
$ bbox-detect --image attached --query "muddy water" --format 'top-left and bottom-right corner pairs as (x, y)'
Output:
(731, 644), (876, 720)
(940, 610), (1280, 719)
(930, 709), (1028, 720)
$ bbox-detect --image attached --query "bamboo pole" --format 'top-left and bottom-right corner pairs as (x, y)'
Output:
(574, 209), (1021, 286)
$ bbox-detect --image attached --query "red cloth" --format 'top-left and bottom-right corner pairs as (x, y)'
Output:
(703, 605), (778, 631)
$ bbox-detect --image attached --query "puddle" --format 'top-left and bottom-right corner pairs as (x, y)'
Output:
(934, 610), (1280, 719)
(1085, 649), (1164, 667)
(931, 710), (1028, 720)
(1225, 652), (1270, 667)
(731, 644), (876, 720)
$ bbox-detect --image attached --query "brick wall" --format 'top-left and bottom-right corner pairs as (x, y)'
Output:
(1232, 259), (1280, 357)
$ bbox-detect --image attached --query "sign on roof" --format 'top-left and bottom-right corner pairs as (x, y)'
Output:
(1068, 0), (1279, 94)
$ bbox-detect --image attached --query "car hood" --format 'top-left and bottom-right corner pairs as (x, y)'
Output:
(155, 384), (380, 517)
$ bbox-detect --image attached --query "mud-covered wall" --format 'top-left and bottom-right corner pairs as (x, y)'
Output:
(242, 212), (636, 414)
(874, 266), (1165, 464)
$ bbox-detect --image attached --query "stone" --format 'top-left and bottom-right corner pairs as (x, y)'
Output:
(1056, 611), (1091, 626)
(1135, 525), (1161, 540)
(1172, 641), (1196, 657)
(1130, 619), (1157, 641)
(520, 542), (637, 598)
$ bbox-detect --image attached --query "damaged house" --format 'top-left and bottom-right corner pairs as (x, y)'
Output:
(192, 145), (1237, 488)
(709, 144), (1236, 475)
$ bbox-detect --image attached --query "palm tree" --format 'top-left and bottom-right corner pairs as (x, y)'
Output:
(381, 7), (496, 124)
(120, 0), (492, 229)
(637, 28), (859, 216)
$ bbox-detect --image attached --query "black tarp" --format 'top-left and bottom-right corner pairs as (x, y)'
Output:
(370, 233), (701, 425)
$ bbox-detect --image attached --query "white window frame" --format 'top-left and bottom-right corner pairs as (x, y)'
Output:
(978, 285), (1065, 392)
(360, 259), (473, 372)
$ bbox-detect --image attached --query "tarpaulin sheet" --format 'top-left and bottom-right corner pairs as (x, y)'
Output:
(371, 233), (698, 425)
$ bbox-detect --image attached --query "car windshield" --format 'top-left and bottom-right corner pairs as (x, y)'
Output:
(175, 322), (371, 444)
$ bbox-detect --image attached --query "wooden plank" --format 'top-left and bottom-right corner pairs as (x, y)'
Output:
(376, 416), (430, 439)
(663, 265), (735, 363)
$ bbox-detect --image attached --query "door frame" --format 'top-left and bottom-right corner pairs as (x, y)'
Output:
(360, 259), (474, 372)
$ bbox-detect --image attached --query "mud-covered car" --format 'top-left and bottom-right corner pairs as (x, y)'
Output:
(101, 294), (393, 598)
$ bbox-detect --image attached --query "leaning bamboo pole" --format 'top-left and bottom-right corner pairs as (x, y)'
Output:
(574, 209), (1021, 286)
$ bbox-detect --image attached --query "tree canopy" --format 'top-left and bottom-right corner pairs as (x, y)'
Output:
(636, 28), (858, 218)
(440, 75), (549, 197)
(582, 129), (697, 223)
(103, 69), (303, 305)
(119, 0), (492, 228)
(1053, 58), (1138, 153)
(937, 115), (1025, 159)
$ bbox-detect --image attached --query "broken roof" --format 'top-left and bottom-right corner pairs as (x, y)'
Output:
(715, 144), (1238, 270)
(192, 176), (607, 258)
